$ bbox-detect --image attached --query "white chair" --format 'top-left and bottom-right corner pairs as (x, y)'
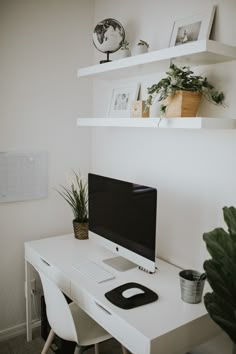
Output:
(39, 271), (129, 354)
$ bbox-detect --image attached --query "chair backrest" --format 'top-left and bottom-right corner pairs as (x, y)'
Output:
(38, 271), (78, 343)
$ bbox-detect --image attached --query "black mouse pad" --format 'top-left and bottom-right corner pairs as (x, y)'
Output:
(105, 282), (158, 309)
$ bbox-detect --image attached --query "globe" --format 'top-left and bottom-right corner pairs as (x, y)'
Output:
(93, 18), (125, 63)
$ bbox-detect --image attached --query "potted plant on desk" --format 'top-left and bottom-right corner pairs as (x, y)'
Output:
(57, 171), (88, 240)
(145, 63), (225, 117)
(203, 206), (236, 354)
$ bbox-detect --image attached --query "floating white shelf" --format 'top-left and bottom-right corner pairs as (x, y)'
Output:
(77, 117), (236, 129)
(78, 40), (236, 79)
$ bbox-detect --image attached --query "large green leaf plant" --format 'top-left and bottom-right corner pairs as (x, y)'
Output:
(203, 206), (236, 344)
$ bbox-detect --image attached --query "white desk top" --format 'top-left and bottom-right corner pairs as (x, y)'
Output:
(25, 234), (217, 345)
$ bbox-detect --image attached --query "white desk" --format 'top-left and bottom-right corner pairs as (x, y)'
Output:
(24, 234), (218, 354)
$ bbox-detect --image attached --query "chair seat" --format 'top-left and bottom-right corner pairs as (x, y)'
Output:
(69, 302), (112, 347)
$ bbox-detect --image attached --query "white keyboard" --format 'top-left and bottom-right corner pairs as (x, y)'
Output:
(73, 260), (115, 283)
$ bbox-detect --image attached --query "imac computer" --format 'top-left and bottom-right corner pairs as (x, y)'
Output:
(88, 173), (157, 273)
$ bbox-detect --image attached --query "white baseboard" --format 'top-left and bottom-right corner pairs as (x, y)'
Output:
(0, 319), (41, 342)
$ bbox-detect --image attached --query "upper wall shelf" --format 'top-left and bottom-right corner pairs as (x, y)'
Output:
(78, 40), (236, 79)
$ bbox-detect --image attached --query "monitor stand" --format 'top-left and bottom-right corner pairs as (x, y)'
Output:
(103, 256), (137, 272)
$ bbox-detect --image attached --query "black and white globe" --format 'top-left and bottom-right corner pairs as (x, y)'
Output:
(93, 18), (125, 54)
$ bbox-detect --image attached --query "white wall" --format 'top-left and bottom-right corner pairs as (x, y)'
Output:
(90, 1), (236, 352)
(91, 0), (236, 269)
(0, 0), (235, 351)
(0, 0), (93, 334)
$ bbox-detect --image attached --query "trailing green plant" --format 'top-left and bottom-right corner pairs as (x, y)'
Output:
(137, 39), (149, 48)
(145, 63), (225, 115)
(57, 171), (88, 223)
(203, 206), (236, 344)
(120, 39), (129, 50)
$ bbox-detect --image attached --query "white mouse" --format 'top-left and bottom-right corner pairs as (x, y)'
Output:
(122, 288), (145, 298)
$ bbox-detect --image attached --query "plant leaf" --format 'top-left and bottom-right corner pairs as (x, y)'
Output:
(223, 206), (236, 236)
(56, 172), (88, 222)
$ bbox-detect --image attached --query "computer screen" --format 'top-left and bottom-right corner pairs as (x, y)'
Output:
(88, 173), (157, 272)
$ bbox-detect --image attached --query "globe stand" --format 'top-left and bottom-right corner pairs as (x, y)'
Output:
(100, 52), (112, 64)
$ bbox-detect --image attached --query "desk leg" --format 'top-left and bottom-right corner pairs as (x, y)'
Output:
(121, 346), (129, 354)
(25, 259), (32, 341)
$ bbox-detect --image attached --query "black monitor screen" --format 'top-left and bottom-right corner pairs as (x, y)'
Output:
(88, 174), (157, 261)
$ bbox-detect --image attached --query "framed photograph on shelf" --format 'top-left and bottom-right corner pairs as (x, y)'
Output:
(169, 6), (216, 47)
(107, 83), (140, 117)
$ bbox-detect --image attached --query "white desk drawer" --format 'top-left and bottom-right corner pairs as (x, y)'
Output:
(25, 246), (70, 295)
(71, 283), (149, 354)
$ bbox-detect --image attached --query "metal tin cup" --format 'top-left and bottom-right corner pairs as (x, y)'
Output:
(179, 269), (206, 304)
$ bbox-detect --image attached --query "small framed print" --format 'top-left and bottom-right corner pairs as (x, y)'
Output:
(169, 6), (216, 47)
(107, 83), (140, 117)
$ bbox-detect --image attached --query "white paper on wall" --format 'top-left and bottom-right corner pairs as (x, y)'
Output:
(0, 151), (48, 203)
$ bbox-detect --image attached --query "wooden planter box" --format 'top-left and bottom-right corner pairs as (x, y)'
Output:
(165, 91), (202, 118)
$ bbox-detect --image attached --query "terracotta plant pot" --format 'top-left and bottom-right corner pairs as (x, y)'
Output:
(164, 90), (202, 118)
(73, 220), (88, 240)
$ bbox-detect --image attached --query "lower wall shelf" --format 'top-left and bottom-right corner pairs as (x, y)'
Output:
(77, 117), (236, 130)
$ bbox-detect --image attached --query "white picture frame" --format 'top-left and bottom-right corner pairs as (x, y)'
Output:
(169, 6), (216, 47)
(107, 83), (140, 117)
